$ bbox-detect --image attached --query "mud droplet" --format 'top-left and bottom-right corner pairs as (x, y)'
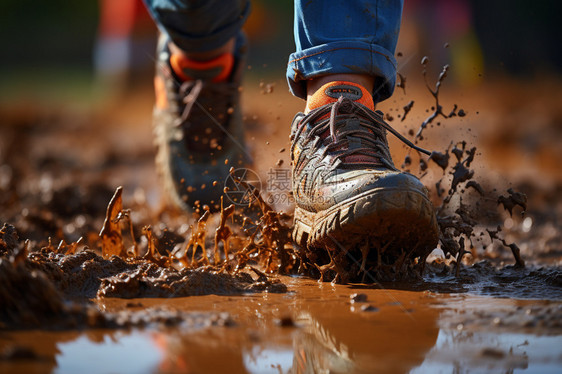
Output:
(452, 145), (463, 161)
(402, 155), (412, 169)
(429, 151), (449, 171)
(466, 181), (484, 195)
(415, 64), (452, 140)
(350, 293), (368, 303)
(448, 104), (458, 117)
(276, 316), (295, 327)
(401, 100), (414, 122)
(451, 163), (474, 192)
(360, 304), (379, 312)
(498, 188), (527, 217)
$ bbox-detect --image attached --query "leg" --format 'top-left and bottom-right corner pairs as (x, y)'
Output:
(143, 0), (251, 211)
(143, 0), (250, 53)
(288, 1), (439, 280)
(287, 0), (403, 104)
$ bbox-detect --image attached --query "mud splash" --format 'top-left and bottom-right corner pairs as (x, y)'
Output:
(0, 224), (235, 330)
(0, 181), (289, 330)
(0, 71), (540, 309)
(1, 64), (561, 358)
(1, 69), (562, 373)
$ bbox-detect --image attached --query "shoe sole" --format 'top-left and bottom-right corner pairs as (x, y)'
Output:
(293, 187), (439, 258)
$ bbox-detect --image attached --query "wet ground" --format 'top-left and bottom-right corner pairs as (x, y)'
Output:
(1, 278), (561, 373)
(1, 67), (561, 373)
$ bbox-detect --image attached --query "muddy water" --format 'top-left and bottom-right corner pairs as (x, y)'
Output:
(1, 276), (560, 374)
(2, 71), (562, 373)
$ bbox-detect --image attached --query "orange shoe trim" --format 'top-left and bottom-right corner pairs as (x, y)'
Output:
(154, 75), (168, 110)
(170, 52), (234, 83)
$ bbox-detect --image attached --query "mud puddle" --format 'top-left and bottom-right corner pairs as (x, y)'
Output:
(1, 277), (561, 373)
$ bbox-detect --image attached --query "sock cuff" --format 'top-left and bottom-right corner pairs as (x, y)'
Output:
(170, 52), (234, 83)
(306, 81), (374, 111)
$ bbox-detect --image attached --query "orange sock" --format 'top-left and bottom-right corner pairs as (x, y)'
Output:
(306, 81), (374, 112)
(170, 52), (234, 83)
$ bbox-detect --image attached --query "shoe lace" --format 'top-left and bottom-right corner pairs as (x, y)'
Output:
(292, 96), (431, 170)
(173, 79), (238, 132)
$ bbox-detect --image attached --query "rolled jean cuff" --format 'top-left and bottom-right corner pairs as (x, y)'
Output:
(144, 0), (250, 52)
(286, 40), (398, 103)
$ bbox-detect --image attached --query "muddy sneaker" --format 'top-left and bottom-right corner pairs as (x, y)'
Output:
(291, 81), (439, 269)
(152, 34), (248, 211)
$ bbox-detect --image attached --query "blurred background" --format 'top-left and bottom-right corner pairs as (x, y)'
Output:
(1, 1), (560, 102)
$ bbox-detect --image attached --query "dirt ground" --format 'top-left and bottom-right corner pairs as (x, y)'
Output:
(1, 63), (561, 373)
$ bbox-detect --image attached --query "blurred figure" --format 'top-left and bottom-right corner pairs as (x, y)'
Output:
(94, 0), (156, 96)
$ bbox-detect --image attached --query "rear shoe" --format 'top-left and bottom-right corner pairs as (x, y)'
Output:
(291, 81), (439, 265)
(152, 33), (248, 211)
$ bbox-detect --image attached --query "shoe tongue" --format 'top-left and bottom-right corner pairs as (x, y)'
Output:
(170, 52), (234, 83)
(306, 81), (374, 112)
(307, 82), (381, 166)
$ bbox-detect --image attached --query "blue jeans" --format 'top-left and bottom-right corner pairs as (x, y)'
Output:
(143, 0), (403, 103)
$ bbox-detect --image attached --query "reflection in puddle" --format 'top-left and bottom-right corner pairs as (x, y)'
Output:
(412, 331), (562, 374)
(243, 347), (293, 374)
(1, 278), (561, 374)
(56, 332), (161, 374)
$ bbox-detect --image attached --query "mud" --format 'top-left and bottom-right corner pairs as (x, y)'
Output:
(0, 78), (556, 292)
(0, 236), (234, 330)
(401, 99), (414, 122)
(2, 277), (561, 373)
(1, 61), (562, 371)
(414, 60), (450, 141)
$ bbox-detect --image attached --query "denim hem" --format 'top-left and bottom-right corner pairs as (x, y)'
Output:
(143, 0), (251, 52)
(286, 41), (397, 103)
